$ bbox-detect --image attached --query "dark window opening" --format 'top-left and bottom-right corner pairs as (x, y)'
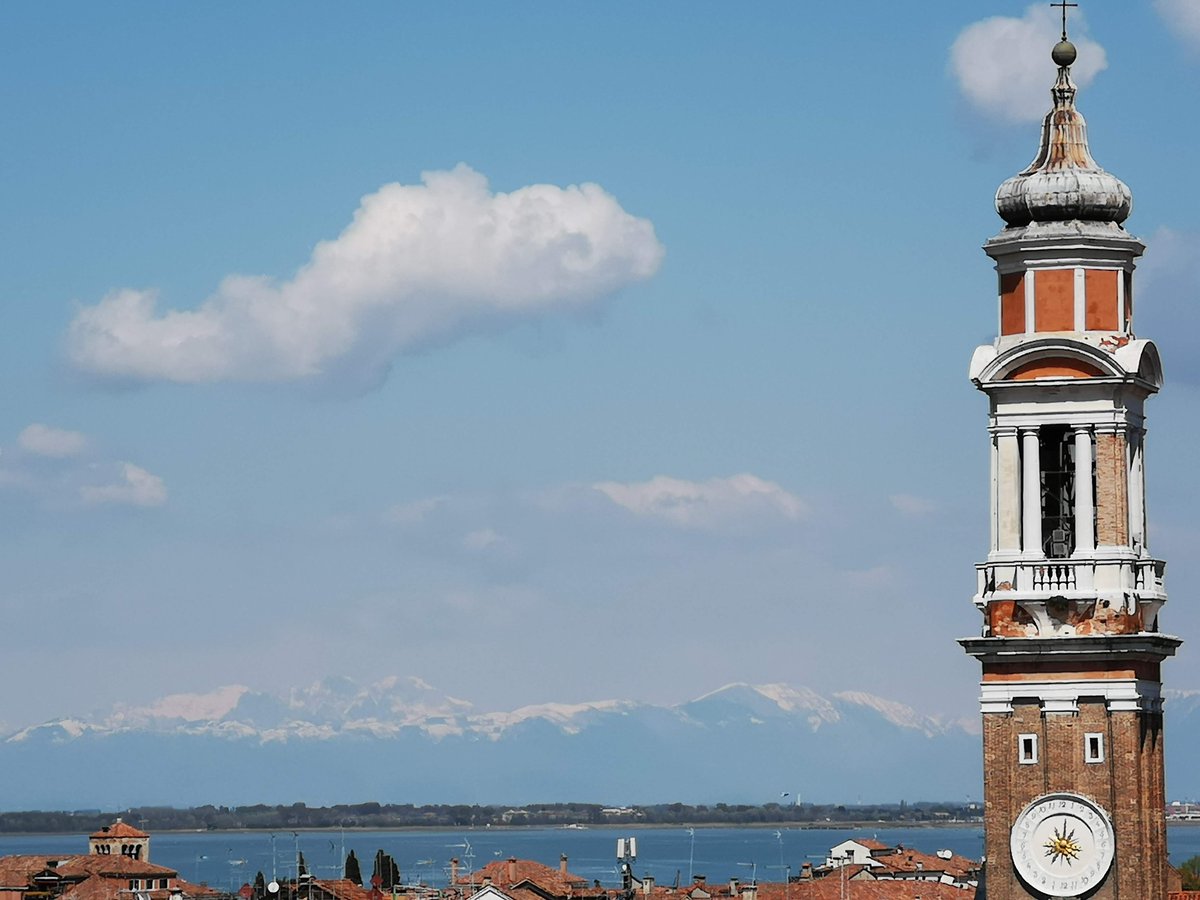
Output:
(1019, 734), (1038, 764)
(1041, 425), (1075, 558)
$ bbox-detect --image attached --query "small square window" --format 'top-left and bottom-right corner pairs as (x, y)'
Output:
(1019, 733), (1038, 764)
(1085, 733), (1105, 763)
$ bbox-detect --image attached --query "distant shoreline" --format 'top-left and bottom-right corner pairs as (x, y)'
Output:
(0, 821), (985, 837)
(2, 819), (1195, 838)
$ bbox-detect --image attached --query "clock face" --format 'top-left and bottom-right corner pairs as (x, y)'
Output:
(1010, 792), (1115, 898)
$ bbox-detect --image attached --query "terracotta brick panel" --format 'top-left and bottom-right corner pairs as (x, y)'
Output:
(1001, 273), (1026, 335)
(1086, 269), (1120, 331)
(1096, 432), (1130, 546)
(1035, 269), (1075, 332)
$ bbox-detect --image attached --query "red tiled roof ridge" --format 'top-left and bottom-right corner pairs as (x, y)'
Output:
(89, 822), (149, 839)
(56, 855), (177, 878)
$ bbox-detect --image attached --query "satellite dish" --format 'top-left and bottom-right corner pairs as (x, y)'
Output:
(936, 850), (953, 860)
(268, 882), (280, 894)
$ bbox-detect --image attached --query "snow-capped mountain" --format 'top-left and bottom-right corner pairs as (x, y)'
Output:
(1, 678), (1196, 809)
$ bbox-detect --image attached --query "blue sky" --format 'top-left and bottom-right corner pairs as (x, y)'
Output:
(1, 2), (1199, 732)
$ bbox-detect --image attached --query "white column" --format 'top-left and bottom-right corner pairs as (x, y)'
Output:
(1129, 429), (1146, 555)
(1072, 426), (1095, 556)
(996, 428), (1021, 554)
(1021, 427), (1042, 557)
(990, 433), (999, 553)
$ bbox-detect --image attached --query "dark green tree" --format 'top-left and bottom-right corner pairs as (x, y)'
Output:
(298, 851), (308, 878)
(1180, 856), (1200, 891)
(373, 850), (400, 891)
(345, 850), (362, 886)
(253, 872), (266, 900)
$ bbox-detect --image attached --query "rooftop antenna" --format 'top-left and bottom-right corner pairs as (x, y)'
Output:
(447, 840), (476, 891)
(736, 862), (756, 886)
(685, 828), (696, 883)
(616, 837), (638, 898)
(1051, 1), (1078, 42)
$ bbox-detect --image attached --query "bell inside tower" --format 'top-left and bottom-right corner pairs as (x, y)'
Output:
(1037, 425), (1094, 558)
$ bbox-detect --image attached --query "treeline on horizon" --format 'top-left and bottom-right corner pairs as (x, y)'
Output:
(0, 800), (978, 834)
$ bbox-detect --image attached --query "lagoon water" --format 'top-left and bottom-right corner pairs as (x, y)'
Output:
(0, 826), (1196, 892)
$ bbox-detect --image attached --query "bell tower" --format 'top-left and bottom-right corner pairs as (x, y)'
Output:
(959, 28), (1180, 900)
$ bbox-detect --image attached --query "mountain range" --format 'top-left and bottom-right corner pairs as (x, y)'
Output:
(3, 677), (1197, 809)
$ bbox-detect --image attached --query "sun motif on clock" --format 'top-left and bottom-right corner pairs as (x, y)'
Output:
(1043, 819), (1082, 866)
(1011, 793), (1115, 897)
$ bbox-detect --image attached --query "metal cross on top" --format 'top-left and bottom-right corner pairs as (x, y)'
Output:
(1051, 1), (1079, 41)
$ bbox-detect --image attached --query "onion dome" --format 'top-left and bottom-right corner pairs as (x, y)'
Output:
(995, 40), (1132, 227)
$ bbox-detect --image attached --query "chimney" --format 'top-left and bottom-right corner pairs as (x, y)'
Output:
(693, 876), (706, 885)
(729, 879), (739, 896)
(799, 864), (812, 881)
(561, 855), (569, 876)
(508, 858), (518, 883)
(450, 860), (460, 884)
(642, 877), (655, 895)
(482, 877), (492, 888)
(740, 886), (756, 900)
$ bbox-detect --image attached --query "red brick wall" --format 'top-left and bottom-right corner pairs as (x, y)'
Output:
(980, 699), (1167, 899)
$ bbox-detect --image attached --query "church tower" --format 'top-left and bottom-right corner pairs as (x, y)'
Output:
(959, 28), (1181, 900)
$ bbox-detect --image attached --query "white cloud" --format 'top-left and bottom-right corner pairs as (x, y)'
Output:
(1156, 0), (1200, 51)
(950, 4), (1107, 123)
(66, 165), (664, 390)
(592, 473), (805, 530)
(18, 423), (87, 458)
(80, 462), (168, 508)
(889, 493), (938, 516)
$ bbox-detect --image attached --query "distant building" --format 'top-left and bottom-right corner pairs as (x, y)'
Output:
(451, 845), (980, 900)
(454, 856), (606, 900)
(0, 821), (223, 900)
(88, 821), (150, 862)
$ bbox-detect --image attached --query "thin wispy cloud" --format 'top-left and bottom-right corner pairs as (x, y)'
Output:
(1155, 0), (1200, 51)
(66, 165), (664, 392)
(80, 462), (168, 508)
(592, 473), (806, 530)
(18, 424), (87, 458)
(950, 4), (1106, 124)
(1, 425), (167, 510)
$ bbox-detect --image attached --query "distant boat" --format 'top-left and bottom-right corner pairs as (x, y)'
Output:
(562, 824), (588, 830)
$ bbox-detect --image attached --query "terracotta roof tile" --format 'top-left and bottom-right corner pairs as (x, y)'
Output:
(311, 880), (375, 900)
(459, 861), (603, 899)
(0, 857), (62, 888)
(56, 858), (176, 879)
(724, 881), (971, 900)
(856, 841), (893, 852)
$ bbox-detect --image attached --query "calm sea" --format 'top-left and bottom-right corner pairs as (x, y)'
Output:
(1, 826), (1196, 892)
